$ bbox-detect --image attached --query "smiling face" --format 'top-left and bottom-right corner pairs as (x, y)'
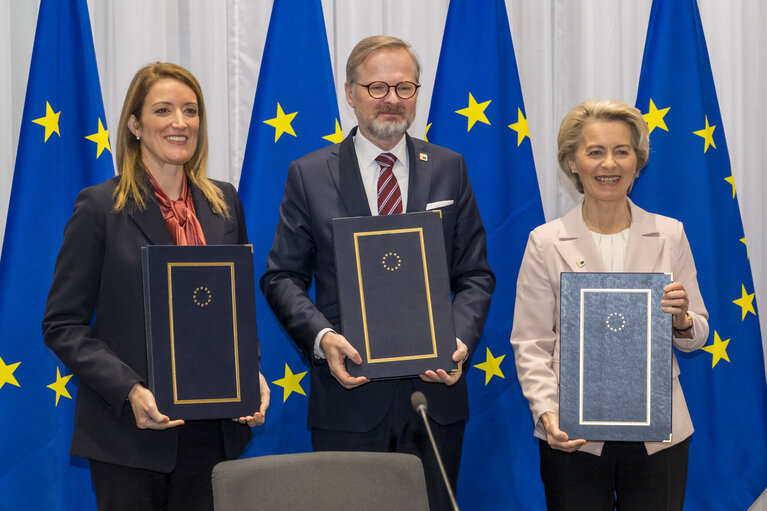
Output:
(129, 78), (199, 174)
(345, 47), (418, 150)
(569, 120), (638, 205)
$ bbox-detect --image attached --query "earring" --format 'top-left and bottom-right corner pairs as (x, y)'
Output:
(136, 134), (141, 141)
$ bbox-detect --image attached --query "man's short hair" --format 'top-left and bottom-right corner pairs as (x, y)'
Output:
(346, 35), (421, 84)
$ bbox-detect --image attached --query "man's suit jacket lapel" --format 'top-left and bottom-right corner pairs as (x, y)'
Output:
(330, 128), (433, 216)
(554, 203), (606, 272)
(332, 126), (371, 217)
(405, 134), (431, 213)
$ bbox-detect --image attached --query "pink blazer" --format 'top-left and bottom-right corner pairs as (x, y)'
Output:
(510, 199), (709, 455)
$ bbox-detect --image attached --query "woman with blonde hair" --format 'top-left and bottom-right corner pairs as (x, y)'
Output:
(43, 62), (269, 510)
(511, 99), (708, 510)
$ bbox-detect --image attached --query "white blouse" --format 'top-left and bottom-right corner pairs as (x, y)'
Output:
(590, 228), (629, 272)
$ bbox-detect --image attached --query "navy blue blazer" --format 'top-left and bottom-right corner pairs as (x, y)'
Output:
(261, 127), (495, 432)
(42, 176), (252, 472)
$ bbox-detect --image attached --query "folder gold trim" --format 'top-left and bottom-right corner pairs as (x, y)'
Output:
(353, 227), (439, 363)
(167, 261), (242, 404)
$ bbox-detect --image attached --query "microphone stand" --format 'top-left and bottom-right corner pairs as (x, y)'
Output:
(412, 392), (460, 511)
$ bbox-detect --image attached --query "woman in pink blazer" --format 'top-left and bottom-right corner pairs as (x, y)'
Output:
(511, 99), (708, 510)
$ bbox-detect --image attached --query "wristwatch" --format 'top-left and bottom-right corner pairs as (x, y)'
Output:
(673, 312), (693, 333)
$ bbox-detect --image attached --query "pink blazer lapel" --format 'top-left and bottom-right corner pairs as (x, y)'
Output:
(624, 199), (665, 272)
(554, 202), (606, 273)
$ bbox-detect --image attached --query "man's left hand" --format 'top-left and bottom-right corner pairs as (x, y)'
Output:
(419, 340), (468, 386)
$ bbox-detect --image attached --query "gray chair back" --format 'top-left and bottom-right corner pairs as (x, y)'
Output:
(212, 451), (430, 511)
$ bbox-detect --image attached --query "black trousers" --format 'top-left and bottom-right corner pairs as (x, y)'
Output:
(312, 380), (464, 511)
(539, 438), (690, 511)
(90, 420), (226, 511)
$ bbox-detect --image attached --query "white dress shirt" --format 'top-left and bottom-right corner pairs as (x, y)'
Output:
(354, 131), (410, 215)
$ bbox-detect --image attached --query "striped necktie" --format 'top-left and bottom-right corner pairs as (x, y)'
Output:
(376, 152), (403, 215)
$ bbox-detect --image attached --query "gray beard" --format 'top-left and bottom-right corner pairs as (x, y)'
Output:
(363, 117), (411, 142)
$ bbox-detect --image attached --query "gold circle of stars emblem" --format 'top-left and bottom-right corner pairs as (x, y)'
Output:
(381, 252), (402, 272)
(605, 312), (626, 332)
(193, 286), (212, 307)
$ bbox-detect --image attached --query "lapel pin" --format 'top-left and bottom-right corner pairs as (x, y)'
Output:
(419, 153), (428, 162)
(576, 257), (585, 268)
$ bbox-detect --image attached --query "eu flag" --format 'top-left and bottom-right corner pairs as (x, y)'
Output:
(426, 0), (546, 508)
(0, 0), (115, 509)
(630, 0), (767, 508)
(237, 0), (341, 457)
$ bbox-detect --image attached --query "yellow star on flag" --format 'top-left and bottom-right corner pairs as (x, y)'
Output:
(507, 108), (530, 146)
(47, 367), (73, 406)
(263, 103), (298, 142)
(724, 170), (736, 199)
(693, 115), (716, 153)
(733, 284), (756, 320)
(32, 101), (61, 142)
(455, 93), (491, 132)
(473, 347), (505, 385)
(0, 356), (21, 389)
(272, 363), (307, 402)
(740, 237), (749, 259)
(643, 99), (670, 134)
(701, 331), (730, 368)
(322, 119), (344, 144)
(85, 118), (111, 158)
(424, 122), (432, 143)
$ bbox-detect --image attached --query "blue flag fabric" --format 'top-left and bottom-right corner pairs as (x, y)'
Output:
(426, 0), (546, 508)
(0, 0), (115, 509)
(238, 0), (340, 458)
(630, 0), (767, 508)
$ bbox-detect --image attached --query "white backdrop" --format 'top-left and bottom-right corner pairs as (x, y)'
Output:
(2, 1), (765, 507)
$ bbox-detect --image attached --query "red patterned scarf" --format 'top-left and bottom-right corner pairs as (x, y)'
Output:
(147, 172), (207, 246)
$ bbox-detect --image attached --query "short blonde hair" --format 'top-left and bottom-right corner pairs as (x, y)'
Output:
(346, 35), (421, 84)
(113, 62), (229, 217)
(557, 99), (650, 193)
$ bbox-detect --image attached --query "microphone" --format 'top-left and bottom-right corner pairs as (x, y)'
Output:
(411, 391), (460, 511)
(411, 390), (427, 414)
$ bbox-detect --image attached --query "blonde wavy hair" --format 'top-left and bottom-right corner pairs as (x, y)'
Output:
(113, 62), (229, 218)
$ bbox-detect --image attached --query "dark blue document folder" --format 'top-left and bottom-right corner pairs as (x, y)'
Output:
(332, 212), (457, 379)
(559, 272), (672, 441)
(142, 245), (260, 420)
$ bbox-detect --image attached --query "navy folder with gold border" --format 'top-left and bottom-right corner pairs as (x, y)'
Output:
(142, 245), (260, 420)
(332, 212), (458, 379)
(559, 272), (672, 442)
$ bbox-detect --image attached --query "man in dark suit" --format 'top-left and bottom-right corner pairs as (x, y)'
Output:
(260, 35), (494, 509)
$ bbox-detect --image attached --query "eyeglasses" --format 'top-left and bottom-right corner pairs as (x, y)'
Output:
(354, 81), (421, 99)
